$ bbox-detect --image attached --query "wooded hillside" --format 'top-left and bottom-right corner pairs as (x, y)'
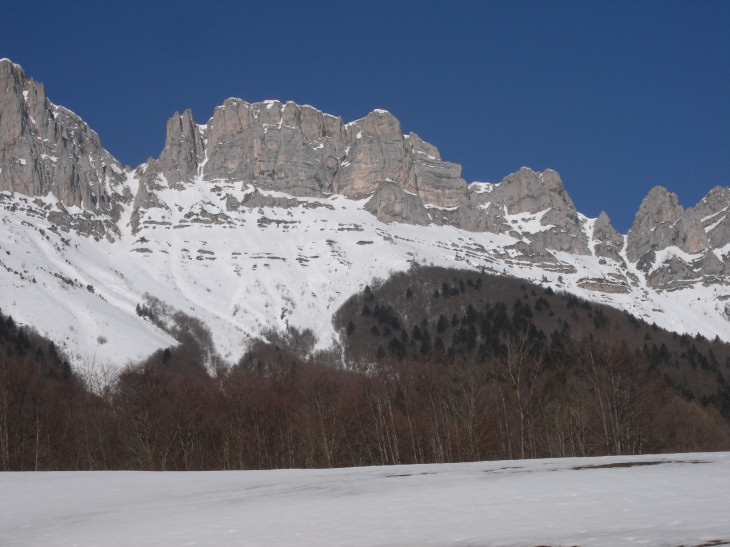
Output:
(2, 268), (729, 470)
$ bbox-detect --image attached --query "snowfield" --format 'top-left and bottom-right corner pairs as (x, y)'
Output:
(2, 452), (729, 546)
(1, 183), (729, 370)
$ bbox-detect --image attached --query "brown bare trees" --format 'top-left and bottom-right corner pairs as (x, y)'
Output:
(2, 299), (730, 471)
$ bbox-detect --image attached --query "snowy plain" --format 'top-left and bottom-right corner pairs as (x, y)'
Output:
(2, 452), (729, 546)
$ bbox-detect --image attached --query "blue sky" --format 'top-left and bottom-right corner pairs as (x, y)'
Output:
(3, 1), (728, 232)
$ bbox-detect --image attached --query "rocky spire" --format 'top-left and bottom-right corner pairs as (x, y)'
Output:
(592, 211), (624, 261)
(626, 186), (709, 266)
(158, 109), (206, 183)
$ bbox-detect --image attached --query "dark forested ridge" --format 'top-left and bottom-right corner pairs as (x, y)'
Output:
(335, 267), (730, 409)
(2, 267), (730, 471)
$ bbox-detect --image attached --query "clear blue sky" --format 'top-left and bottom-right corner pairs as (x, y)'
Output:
(3, 1), (728, 232)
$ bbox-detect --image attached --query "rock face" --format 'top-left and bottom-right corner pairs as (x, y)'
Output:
(692, 186), (730, 265)
(364, 180), (431, 225)
(626, 186), (727, 288)
(200, 99), (342, 196)
(405, 132), (466, 207)
(592, 211), (624, 262)
(466, 168), (591, 255)
(149, 100), (468, 215)
(0, 59), (128, 221)
(626, 187), (708, 264)
(158, 109), (206, 184)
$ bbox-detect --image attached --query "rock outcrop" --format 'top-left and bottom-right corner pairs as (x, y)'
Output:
(626, 187), (708, 264)
(467, 168), (591, 255)
(200, 99), (343, 197)
(364, 180), (431, 225)
(158, 109), (206, 183)
(147, 100), (468, 218)
(626, 186), (727, 288)
(592, 211), (624, 262)
(405, 132), (466, 207)
(0, 59), (128, 222)
(692, 186), (730, 265)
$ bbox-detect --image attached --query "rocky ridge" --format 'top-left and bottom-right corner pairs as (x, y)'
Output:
(5, 58), (725, 291)
(112, 97), (730, 291)
(0, 59), (728, 365)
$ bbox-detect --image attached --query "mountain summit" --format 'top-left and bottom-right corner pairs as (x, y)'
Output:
(0, 59), (728, 366)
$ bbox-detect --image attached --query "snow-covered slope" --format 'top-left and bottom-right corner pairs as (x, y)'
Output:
(1, 177), (729, 368)
(1, 58), (729, 367)
(3, 452), (729, 546)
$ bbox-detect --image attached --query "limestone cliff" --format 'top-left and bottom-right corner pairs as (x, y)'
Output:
(0, 59), (128, 222)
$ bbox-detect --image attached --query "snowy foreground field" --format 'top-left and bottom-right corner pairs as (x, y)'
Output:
(2, 453), (730, 546)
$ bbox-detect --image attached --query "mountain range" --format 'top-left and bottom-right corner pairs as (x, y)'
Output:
(1, 58), (728, 367)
